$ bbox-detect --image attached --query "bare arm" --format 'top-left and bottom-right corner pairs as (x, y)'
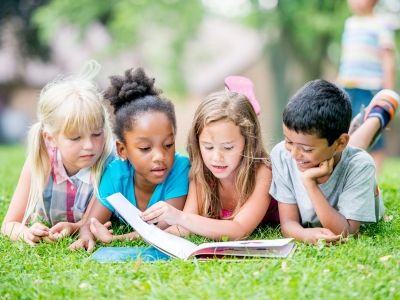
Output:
(69, 197), (112, 251)
(156, 196), (186, 229)
(164, 184), (199, 237)
(1, 159), (31, 239)
(279, 202), (341, 244)
(144, 165), (272, 240)
(0, 159), (50, 245)
(301, 158), (360, 236)
(303, 179), (361, 236)
(279, 202), (306, 240)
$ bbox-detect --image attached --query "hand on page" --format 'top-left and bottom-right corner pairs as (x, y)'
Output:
(141, 202), (182, 226)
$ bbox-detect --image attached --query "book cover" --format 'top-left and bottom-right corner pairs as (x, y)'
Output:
(106, 192), (296, 260)
(90, 246), (170, 263)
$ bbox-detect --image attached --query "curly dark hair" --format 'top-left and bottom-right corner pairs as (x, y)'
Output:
(105, 67), (176, 142)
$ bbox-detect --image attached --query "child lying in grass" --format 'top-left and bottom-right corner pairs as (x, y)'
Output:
(1, 61), (114, 245)
(270, 79), (399, 244)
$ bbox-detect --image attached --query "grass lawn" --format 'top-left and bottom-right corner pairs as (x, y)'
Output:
(0, 145), (399, 299)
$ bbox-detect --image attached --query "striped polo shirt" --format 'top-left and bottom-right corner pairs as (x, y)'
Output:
(338, 15), (395, 90)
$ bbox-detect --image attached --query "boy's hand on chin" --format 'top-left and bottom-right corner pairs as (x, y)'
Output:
(302, 157), (334, 183)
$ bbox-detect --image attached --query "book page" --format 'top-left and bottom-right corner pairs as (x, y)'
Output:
(190, 243), (296, 258)
(193, 238), (293, 251)
(107, 193), (197, 259)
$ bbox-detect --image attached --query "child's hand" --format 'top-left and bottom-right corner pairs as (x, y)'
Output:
(23, 222), (50, 246)
(303, 227), (342, 244)
(69, 234), (96, 253)
(141, 202), (181, 226)
(89, 218), (113, 244)
(49, 222), (79, 240)
(302, 157), (334, 183)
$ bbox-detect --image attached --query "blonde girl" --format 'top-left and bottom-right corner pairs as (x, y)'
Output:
(1, 61), (114, 245)
(142, 82), (279, 240)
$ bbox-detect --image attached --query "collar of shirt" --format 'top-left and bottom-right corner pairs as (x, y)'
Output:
(52, 149), (91, 185)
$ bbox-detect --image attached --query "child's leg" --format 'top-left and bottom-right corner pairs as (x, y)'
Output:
(349, 118), (381, 149)
(349, 89), (399, 150)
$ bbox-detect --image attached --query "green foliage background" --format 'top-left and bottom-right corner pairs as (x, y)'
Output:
(3, 1), (399, 95)
(32, 0), (204, 94)
(27, 0), (400, 140)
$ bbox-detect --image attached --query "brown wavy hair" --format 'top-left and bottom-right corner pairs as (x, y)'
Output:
(187, 90), (270, 219)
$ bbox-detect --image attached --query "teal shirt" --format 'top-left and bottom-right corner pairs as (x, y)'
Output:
(98, 153), (190, 213)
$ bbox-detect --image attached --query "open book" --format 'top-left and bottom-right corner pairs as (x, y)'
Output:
(107, 193), (296, 260)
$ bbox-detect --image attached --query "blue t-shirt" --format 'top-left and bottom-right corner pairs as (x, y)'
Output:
(98, 153), (190, 213)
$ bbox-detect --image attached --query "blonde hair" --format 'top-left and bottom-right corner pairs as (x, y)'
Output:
(23, 61), (113, 224)
(187, 90), (270, 219)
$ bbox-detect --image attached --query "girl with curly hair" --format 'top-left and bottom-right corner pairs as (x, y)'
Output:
(71, 67), (190, 251)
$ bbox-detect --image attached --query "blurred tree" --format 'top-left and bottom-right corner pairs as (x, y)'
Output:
(32, 0), (204, 94)
(30, 0), (355, 137)
(0, 0), (50, 59)
(245, 0), (349, 139)
(2, 1), (398, 144)
(0, 0), (49, 142)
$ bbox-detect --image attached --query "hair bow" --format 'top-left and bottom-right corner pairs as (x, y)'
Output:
(224, 76), (261, 115)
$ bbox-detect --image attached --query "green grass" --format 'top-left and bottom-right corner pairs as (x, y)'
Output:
(0, 145), (399, 299)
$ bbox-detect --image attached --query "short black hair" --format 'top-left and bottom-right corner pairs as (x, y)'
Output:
(283, 79), (352, 145)
(105, 67), (176, 142)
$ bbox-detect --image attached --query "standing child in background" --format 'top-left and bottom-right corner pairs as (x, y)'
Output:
(70, 67), (190, 252)
(1, 61), (114, 246)
(337, 0), (396, 173)
(270, 79), (399, 244)
(141, 77), (279, 240)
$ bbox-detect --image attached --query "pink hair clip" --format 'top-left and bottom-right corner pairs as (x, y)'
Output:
(224, 76), (261, 115)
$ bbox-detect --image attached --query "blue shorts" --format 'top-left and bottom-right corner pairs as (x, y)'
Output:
(344, 88), (384, 151)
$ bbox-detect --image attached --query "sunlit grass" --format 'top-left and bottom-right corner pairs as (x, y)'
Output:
(0, 145), (399, 299)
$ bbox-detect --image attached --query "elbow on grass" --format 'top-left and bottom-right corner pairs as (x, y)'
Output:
(219, 228), (249, 241)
